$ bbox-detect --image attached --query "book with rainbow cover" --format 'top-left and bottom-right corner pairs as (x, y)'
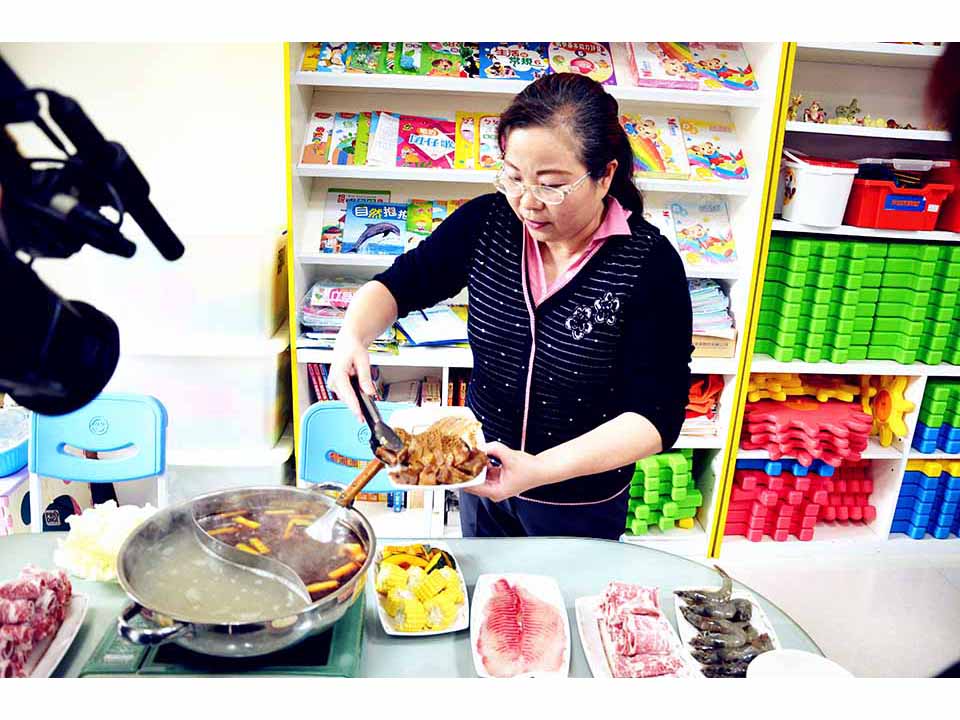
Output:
(669, 196), (738, 267)
(680, 115), (749, 181)
(621, 114), (689, 179)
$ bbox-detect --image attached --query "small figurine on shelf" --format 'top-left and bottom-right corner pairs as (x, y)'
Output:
(886, 118), (901, 129)
(835, 98), (860, 122)
(803, 100), (826, 124)
(788, 94), (803, 121)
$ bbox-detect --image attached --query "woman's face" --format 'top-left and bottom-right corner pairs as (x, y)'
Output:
(502, 125), (615, 245)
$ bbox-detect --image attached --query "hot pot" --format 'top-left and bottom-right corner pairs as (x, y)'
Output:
(116, 484), (375, 658)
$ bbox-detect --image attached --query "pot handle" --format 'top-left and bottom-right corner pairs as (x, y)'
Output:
(117, 602), (190, 646)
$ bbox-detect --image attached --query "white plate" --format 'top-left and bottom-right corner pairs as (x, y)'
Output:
(385, 406), (487, 491)
(470, 573), (570, 678)
(372, 543), (470, 637)
(575, 594), (701, 679)
(25, 594), (88, 678)
(673, 586), (780, 677)
(747, 649), (854, 678)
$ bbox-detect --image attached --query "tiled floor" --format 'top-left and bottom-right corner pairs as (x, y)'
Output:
(712, 552), (960, 677)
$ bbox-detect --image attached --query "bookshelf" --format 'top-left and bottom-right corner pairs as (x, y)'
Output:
(284, 42), (789, 552)
(712, 42), (960, 558)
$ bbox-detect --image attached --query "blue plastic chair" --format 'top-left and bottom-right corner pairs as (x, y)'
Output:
(28, 393), (167, 532)
(299, 400), (432, 537)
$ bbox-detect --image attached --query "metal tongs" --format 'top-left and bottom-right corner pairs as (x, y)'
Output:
(306, 375), (405, 542)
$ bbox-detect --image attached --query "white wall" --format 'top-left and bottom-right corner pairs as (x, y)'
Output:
(1, 43), (288, 341)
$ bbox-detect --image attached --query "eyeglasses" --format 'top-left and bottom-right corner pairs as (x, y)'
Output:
(493, 171), (591, 205)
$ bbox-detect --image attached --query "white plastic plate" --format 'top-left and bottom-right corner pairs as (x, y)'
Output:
(26, 594), (88, 678)
(747, 649), (853, 678)
(470, 573), (570, 678)
(575, 593), (701, 679)
(385, 405), (487, 491)
(372, 543), (470, 637)
(673, 586), (781, 677)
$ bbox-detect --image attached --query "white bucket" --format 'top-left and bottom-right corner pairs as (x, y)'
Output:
(780, 150), (858, 227)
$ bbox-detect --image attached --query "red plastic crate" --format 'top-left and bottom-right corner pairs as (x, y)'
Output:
(929, 160), (960, 232)
(843, 179), (954, 231)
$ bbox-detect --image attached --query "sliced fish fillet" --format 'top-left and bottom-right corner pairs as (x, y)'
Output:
(477, 579), (565, 677)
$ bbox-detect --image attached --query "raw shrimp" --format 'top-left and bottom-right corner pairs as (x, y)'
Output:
(691, 634), (774, 665)
(684, 599), (737, 619)
(674, 565), (733, 605)
(731, 598), (753, 623)
(701, 661), (751, 678)
(689, 624), (748, 650)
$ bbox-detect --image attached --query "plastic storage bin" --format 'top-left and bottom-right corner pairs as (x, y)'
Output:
(780, 150), (858, 227)
(929, 160), (960, 232)
(844, 179), (955, 231)
(106, 325), (291, 453)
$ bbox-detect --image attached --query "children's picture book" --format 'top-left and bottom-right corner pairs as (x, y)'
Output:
(621, 114), (689, 179)
(431, 201), (448, 231)
(459, 42), (481, 78)
(406, 199), (434, 240)
(669, 196), (738, 266)
(354, 112), (379, 166)
(641, 202), (678, 250)
(396, 42), (427, 75)
(301, 43), (322, 72)
(366, 111), (399, 167)
(475, 114), (502, 170)
(455, 112), (477, 170)
(345, 42), (384, 74)
(396, 115), (456, 169)
(342, 200), (407, 255)
(628, 43), (758, 92)
(300, 111), (334, 165)
(328, 112), (360, 165)
(547, 42), (616, 85)
(627, 43), (700, 90)
(425, 42), (465, 77)
(308, 42), (354, 73)
(396, 306), (469, 346)
(383, 43), (398, 73)
(479, 43), (550, 80)
(681, 115), (749, 181)
(320, 188), (390, 253)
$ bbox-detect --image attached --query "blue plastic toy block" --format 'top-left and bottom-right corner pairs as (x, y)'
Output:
(899, 486), (940, 503)
(946, 488), (960, 503)
(902, 471), (943, 490)
(891, 520), (909, 534)
(736, 459), (783, 475)
(906, 525), (929, 539)
(930, 526), (954, 539)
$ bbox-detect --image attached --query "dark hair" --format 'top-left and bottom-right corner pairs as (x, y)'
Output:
(927, 43), (960, 161)
(497, 73), (643, 214)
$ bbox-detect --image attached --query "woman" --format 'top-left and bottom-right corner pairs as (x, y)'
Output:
(328, 73), (692, 540)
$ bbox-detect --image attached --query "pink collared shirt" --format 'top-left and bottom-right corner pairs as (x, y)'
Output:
(525, 197), (633, 306)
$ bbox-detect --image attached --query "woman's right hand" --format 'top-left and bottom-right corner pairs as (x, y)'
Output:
(327, 332), (377, 422)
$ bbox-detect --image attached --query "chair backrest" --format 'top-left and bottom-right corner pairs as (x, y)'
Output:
(29, 393), (167, 483)
(299, 400), (412, 494)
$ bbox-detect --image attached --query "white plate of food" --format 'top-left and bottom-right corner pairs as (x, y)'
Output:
(673, 567), (780, 678)
(28, 594), (88, 678)
(470, 573), (570, 678)
(575, 583), (700, 679)
(384, 406), (488, 491)
(371, 543), (469, 637)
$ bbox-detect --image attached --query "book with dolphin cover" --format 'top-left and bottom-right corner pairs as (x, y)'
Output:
(341, 200), (407, 255)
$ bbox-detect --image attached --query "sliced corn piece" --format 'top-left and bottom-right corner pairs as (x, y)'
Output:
(375, 564), (408, 595)
(437, 582), (464, 606)
(406, 566), (426, 588)
(411, 570), (447, 603)
(395, 597), (428, 632)
(437, 567), (460, 591)
(383, 587), (415, 617)
(424, 595), (458, 630)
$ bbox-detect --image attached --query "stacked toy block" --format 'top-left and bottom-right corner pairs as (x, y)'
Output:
(725, 459), (876, 542)
(741, 398), (873, 467)
(756, 236), (960, 365)
(912, 379), (960, 454)
(626, 448), (704, 535)
(891, 460), (960, 539)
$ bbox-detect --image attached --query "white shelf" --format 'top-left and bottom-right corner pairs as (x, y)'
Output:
(294, 71), (766, 109)
(907, 450), (960, 461)
(675, 435), (725, 449)
(737, 438), (904, 461)
(298, 342), (736, 375)
(796, 43), (944, 70)
(298, 252), (394, 267)
(771, 219), (960, 244)
(294, 164), (753, 196)
(685, 264), (741, 280)
(750, 355), (960, 378)
(621, 520), (708, 557)
(785, 121), (950, 143)
(719, 522), (885, 557)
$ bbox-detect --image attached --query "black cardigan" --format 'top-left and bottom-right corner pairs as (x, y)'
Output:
(375, 192), (692, 504)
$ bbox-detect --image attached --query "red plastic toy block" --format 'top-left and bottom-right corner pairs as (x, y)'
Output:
(744, 399), (873, 438)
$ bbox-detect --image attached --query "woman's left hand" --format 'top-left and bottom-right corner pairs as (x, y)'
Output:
(462, 442), (551, 502)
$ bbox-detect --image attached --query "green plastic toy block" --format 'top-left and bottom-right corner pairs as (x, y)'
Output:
(852, 316), (875, 333)
(671, 486), (688, 502)
(873, 317), (924, 334)
(876, 287), (930, 305)
(916, 348), (945, 365)
(627, 519), (648, 534)
(884, 257), (937, 274)
(875, 303), (929, 322)
(926, 305), (957, 324)
(846, 346), (869, 361)
(658, 517), (676, 532)
(836, 257), (867, 275)
(871, 332), (921, 350)
(866, 345), (918, 363)
(767, 253), (811, 274)
(759, 310), (800, 332)
(882, 273), (934, 292)
(851, 330), (871, 346)
(861, 272), (884, 288)
(799, 316), (829, 334)
(830, 287), (862, 306)
(923, 322), (953, 339)
(864, 258), (886, 273)
(764, 266), (806, 288)
(819, 345), (850, 363)
(678, 490), (704, 508)
(933, 275), (960, 293)
(825, 317), (856, 335)
(887, 245), (941, 262)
